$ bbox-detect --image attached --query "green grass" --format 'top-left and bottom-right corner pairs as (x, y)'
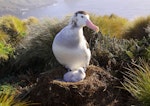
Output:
(122, 59), (150, 106)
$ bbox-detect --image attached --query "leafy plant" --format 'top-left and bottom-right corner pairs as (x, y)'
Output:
(122, 59), (150, 106)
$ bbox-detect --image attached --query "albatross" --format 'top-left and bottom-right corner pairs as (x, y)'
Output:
(52, 11), (99, 82)
(63, 67), (86, 82)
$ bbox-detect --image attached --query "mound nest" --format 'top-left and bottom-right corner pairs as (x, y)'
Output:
(28, 65), (135, 106)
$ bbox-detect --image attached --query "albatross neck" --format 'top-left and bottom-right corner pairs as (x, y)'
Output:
(72, 26), (85, 41)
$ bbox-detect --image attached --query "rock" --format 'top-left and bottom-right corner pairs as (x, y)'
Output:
(28, 65), (128, 106)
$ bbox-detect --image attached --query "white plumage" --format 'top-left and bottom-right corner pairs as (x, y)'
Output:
(63, 67), (86, 82)
(52, 11), (99, 82)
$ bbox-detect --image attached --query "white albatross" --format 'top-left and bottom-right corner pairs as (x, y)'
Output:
(52, 11), (99, 82)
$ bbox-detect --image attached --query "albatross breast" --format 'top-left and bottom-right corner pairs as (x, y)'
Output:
(52, 26), (90, 70)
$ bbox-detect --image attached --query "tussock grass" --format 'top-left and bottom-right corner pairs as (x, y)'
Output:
(0, 31), (9, 43)
(23, 17), (39, 26)
(90, 14), (128, 38)
(122, 16), (150, 39)
(122, 59), (150, 105)
(0, 85), (36, 106)
(0, 43), (14, 60)
(0, 15), (39, 64)
(12, 18), (68, 73)
(0, 15), (28, 61)
(0, 15), (26, 38)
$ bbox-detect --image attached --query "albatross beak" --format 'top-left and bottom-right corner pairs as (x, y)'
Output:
(86, 19), (99, 32)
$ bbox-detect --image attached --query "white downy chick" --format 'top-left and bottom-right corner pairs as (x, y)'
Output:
(63, 67), (86, 82)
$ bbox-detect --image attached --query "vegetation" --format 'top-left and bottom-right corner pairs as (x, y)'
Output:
(0, 85), (34, 106)
(0, 15), (39, 67)
(122, 59), (150, 106)
(0, 15), (26, 38)
(0, 14), (150, 105)
(0, 15), (26, 62)
(122, 16), (150, 39)
(23, 17), (39, 26)
(90, 14), (128, 38)
(8, 19), (66, 73)
(90, 27), (150, 77)
(0, 42), (14, 60)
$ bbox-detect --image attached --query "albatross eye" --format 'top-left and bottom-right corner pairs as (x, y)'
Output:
(81, 16), (84, 18)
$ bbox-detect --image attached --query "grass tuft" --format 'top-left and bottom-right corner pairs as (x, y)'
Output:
(23, 17), (39, 26)
(122, 16), (150, 39)
(0, 15), (26, 38)
(0, 42), (14, 60)
(11, 18), (68, 73)
(122, 59), (150, 105)
(0, 85), (36, 106)
(90, 14), (128, 38)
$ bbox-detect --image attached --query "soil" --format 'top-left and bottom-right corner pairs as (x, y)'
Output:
(27, 65), (139, 106)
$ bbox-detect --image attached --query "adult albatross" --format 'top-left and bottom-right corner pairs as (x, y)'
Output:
(52, 11), (99, 82)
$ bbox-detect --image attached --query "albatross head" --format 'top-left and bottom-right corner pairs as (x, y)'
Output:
(70, 11), (99, 32)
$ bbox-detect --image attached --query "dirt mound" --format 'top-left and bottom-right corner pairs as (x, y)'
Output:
(28, 65), (135, 106)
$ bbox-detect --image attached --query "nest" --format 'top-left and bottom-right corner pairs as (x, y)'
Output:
(28, 65), (124, 106)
